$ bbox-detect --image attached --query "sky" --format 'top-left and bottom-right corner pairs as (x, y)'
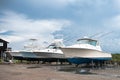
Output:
(0, 0), (120, 53)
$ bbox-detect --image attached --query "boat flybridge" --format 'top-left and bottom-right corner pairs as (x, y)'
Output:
(61, 37), (112, 64)
(34, 39), (65, 58)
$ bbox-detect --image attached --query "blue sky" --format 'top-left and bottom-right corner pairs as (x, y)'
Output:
(0, 0), (120, 53)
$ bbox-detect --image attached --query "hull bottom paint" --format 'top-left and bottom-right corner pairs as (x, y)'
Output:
(34, 52), (65, 58)
(67, 57), (112, 64)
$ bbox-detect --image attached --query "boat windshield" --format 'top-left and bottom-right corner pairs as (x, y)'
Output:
(47, 45), (57, 49)
(77, 39), (97, 46)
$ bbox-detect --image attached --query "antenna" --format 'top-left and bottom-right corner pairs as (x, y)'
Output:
(90, 31), (113, 39)
(90, 32), (103, 38)
(54, 34), (63, 39)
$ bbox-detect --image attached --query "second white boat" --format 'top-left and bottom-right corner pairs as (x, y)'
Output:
(61, 37), (112, 64)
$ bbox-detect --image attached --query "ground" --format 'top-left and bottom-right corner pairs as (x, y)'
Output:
(0, 63), (120, 80)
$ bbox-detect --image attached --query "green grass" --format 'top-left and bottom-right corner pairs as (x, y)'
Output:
(112, 54), (120, 62)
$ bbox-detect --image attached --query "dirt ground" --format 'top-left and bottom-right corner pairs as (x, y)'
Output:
(0, 63), (120, 80)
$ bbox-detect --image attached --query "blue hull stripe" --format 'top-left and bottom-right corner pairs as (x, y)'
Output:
(67, 57), (112, 64)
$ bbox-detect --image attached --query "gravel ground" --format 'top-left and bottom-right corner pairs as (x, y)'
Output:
(0, 63), (120, 80)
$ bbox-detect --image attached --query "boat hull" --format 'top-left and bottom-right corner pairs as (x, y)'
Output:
(8, 51), (65, 59)
(61, 48), (112, 64)
(34, 52), (65, 58)
(67, 57), (111, 64)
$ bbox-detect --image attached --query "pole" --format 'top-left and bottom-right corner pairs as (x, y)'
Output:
(91, 60), (94, 69)
(1, 51), (3, 63)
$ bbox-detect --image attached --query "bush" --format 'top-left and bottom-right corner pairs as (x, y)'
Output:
(112, 54), (120, 62)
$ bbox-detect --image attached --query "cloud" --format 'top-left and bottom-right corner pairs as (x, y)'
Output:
(0, 11), (71, 50)
(104, 15), (120, 30)
(113, 0), (120, 9)
(0, 29), (8, 34)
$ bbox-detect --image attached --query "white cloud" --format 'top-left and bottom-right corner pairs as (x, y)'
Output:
(0, 11), (71, 50)
(0, 29), (8, 34)
(104, 15), (120, 29)
(113, 0), (120, 9)
(1, 35), (24, 42)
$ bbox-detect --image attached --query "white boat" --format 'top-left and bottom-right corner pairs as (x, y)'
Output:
(6, 50), (38, 60)
(7, 39), (64, 58)
(61, 37), (112, 64)
(34, 39), (65, 58)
